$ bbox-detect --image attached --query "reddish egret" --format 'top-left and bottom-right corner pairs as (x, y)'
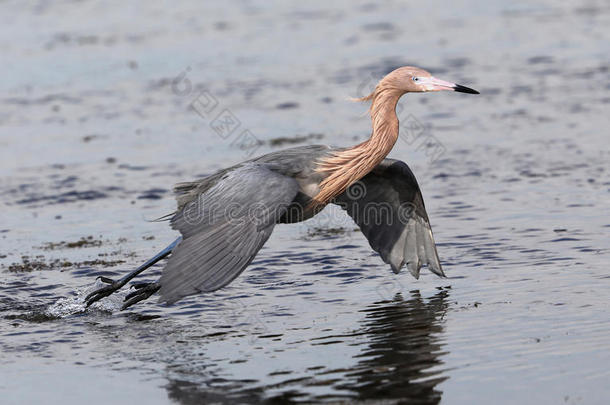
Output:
(86, 66), (479, 309)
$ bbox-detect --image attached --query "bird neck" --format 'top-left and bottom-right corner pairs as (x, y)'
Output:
(311, 87), (403, 206)
(363, 87), (402, 157)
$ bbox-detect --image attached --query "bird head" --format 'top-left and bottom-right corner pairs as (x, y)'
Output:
(378, 66), (479, 95)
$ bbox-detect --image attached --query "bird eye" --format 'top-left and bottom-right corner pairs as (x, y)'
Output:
(412, 77), (420, 82)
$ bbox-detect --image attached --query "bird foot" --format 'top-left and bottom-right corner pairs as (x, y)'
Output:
(121, 282), (160, 311)
(84, 276), (127, 307)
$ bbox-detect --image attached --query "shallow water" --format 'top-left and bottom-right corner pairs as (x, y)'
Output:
(1, 0), (609, 404)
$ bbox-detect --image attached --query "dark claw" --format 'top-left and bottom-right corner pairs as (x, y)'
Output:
(121, 283), (160, 311)
(81, 237), (179, 310)
(84, 278), (126, 307)
(130, 282), (151, 290)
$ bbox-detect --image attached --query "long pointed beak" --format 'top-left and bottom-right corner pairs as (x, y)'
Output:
(452, 83), (480, 94)
(423, 76), (480, 94)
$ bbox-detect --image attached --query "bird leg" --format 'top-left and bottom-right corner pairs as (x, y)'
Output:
(84, 276), (130, 307)
(84, 237), (181, 307)
(121, 282), (161, 311)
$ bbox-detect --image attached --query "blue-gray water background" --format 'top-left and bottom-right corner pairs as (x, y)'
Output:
(1, 1), (609, 404)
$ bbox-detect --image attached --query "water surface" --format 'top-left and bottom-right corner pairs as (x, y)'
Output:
(1, 1), (609, 404)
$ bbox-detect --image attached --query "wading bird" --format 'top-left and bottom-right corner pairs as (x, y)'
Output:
(85, 66), (479, 310)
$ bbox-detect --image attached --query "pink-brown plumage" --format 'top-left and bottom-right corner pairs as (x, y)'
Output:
(311, 67), (434, 207)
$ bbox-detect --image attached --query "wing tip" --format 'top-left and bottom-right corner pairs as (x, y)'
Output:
(390, 260), (403, 274)
(407, 260), (421, 279)
(157, 287), (178, 305)
(429, 262), (446, 278)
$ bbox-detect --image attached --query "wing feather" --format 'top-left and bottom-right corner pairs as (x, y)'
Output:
(334, 159), (444, 278)
(159, 163), (299, 303)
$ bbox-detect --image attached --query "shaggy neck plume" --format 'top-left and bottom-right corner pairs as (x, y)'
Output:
(311, 84), (404, 207)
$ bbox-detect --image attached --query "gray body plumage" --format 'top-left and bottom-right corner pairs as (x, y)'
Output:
(158, 145), (444, 304)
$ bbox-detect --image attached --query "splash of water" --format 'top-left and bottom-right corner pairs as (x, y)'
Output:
(46, 278), (128, 317)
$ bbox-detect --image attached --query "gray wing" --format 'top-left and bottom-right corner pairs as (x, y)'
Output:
(334, 159), (444, 279)
(159, 163), (299, 304)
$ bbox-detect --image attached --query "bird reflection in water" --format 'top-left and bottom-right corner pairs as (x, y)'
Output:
(337, 289), (450, 404)
(163, 289), (450, 404)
